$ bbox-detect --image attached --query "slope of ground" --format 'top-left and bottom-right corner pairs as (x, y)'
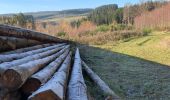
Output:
(79, 31), (170, 100)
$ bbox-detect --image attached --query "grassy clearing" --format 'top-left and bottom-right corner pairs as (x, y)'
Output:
(78, 31), (170, 100)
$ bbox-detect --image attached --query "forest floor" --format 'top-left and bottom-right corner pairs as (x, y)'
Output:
(78, 31), (170, 100)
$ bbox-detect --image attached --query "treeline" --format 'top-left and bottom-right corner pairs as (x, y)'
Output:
(0, 13), (35, 29)
(86, 0), (167, 26)
(135, 3), (170, 29)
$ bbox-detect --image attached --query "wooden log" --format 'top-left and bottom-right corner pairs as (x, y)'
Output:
(0, 44), (65, 77)
(0, 24), (67, 43)
(67, 48), (88, 100)
(82, 61), (120, 100)
(1, 43), (53, 55)
(28, 52), (72, 100)
(2, 45), (70, 90)
(0, 89), (21, 100)
(0, 36), (42, 50)
(0, 43), (65, 63)
(21, 49), (70, 96)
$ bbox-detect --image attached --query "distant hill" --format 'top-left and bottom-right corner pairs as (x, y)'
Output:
(0, 8), (93, 21)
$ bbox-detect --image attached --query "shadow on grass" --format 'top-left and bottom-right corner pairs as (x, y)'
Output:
(75, 43), (170, 100)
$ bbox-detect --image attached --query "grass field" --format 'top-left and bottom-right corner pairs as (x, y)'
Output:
(78, 31), (170, 100)
(40, 16), (86, 22)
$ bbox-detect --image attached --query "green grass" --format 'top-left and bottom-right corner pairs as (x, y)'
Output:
(78, 31), (170, 100)
(40, 16), (86, 22)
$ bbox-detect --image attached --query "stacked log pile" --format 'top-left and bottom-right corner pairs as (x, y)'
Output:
(0, 25), (120, 100)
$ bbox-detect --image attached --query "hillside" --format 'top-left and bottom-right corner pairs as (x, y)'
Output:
(0, 8), (93, 21)
(79, 31), (170, 99)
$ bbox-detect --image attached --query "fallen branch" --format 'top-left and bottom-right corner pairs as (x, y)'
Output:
(67, 48), (88, 100)
(21, 49), (70, 95)
(82, 61), (120, 100)
(2, 45), (70, 90)
(28, 52), (72, 100)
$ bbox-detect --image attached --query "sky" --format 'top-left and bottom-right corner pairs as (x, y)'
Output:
(0, 0), (140, 14)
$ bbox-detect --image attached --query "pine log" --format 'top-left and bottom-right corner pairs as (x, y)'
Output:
(0, 24), (67, 43)
(21, 49), (70, 95)
(0, 43), (65, 63)
(0, 36), (42, 50)
(67, 48), (88, 100)
(82, 61), (120, 100)
(2, 45), (70, 90)
(0, 44), (65, 77)
(0, 45), (65, 88)
(1, 43), (53, 55)
(28, 52), (72, 100)
(0, 88), (21, 100)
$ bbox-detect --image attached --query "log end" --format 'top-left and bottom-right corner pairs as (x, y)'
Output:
(2, 69), (22, 90)
(28, 90), (62, 100)
(21, 78), (41, 96)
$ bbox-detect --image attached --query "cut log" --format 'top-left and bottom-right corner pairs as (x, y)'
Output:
(28, 52), (72, 100)
(82, 61), (120, 100)
(1, 43), (53, 55)
(0, 24), (67, 43)
(2, 45), (70, 90)
(0, 36), (42, 51)
(0, 43), (65, 63)
(0, 88), (21, 100)
(0, 44), (65, 76)
(21, 49), (70, 95)
(67, 48), (88, 100)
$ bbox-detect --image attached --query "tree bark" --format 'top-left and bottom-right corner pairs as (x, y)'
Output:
(0, 44), (65, 76)
(0, 43), (65, 63)
(2, 45), (70, 90)
(0, 36), (43, 53)
(21, 49), (70, 96)
(28, 52), (72, 100)
(0, 36), (42, 50)
(67, 48), (88, 100)
(82, 61), (120, 100)
(0, 88), (21, 100)
(1, 43), (53, 55)
(0, 24), (67, 43)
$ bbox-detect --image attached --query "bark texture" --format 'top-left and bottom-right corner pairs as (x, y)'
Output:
(0, 43), (65, 63)
(0, 24), (66, 43)
(0, 44), (65, 76)
(28, 52), (72, 100)
(21, 49), (70, 95)
(1, 43), (53, 55)
(82, 61), (120, 100)
(68, 48), (88, 100)
(2, 45), (70, 90)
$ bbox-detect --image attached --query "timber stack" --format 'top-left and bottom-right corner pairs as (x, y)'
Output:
(0, 24), (120, 100)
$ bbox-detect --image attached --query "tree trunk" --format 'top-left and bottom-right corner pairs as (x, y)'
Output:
(0, 45), (65, 88)
(0, 88), (21, 100)
(28, 52), (72, 100)
(1, 43), (53, 55)
(82, 61), (120, 100)
(67, 48), (88, 100)
(21, 49), (70, 96)
(0, 36), (42, 50)
(2, 45), (70, 90)
(0, 43), (65, 63)
(0, 44), (65, 76)
(0, 24), (67, 43)
(0, 36), (42, 53)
